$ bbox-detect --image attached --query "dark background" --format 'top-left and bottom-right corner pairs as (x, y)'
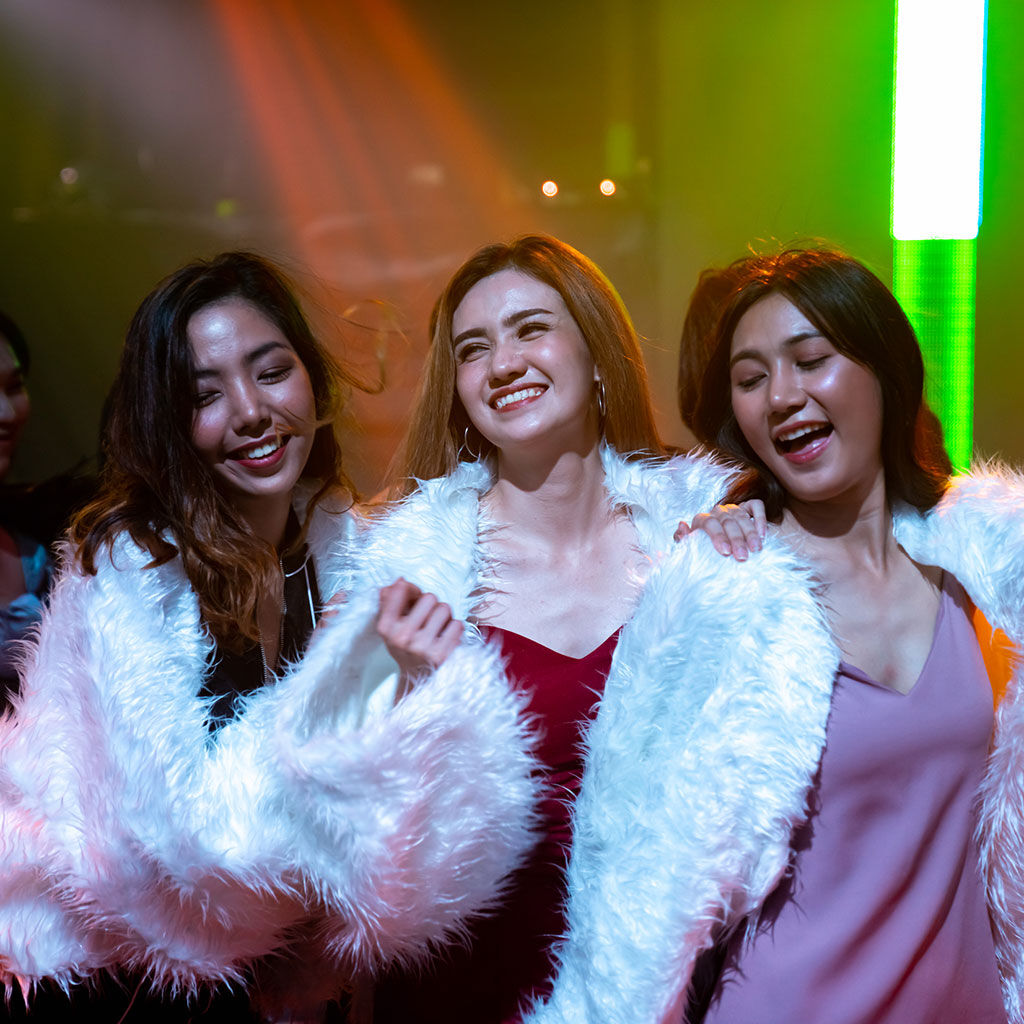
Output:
(2, 0), (1020, 494)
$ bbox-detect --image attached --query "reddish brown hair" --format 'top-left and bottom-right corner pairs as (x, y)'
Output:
(392, 234), (664, 494)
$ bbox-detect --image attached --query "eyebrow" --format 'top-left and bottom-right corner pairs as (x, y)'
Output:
(729, 330), (824, 368)
(452, 307), (555, 348)
(192, 340), (290, 380)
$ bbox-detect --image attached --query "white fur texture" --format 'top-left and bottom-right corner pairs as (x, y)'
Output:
(12, 454), (1022, 1022)
(521, 512), (837, 1023)
(518, 464), (1024, 1024)
(895, 467), (1024, 1024)
(0, 492), (540, 1010)
(272, 588), (541, 970)
(348, 447), (831, 1023)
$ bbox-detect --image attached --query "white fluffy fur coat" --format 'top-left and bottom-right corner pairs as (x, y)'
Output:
(0, 490), (540, 1010)
(355, 448), (838, 1023)
(357, 451), (1024, 1024)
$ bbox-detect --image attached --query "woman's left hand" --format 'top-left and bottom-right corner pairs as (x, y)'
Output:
(674, 499), (767, 560)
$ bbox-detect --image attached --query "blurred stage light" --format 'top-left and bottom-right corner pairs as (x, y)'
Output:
(59, 167), (79, 185)
(541, 180), (558, 197)
(599, 178), (616, 196)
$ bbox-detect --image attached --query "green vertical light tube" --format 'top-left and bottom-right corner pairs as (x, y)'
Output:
(891, 0), (986, 471)
(893, 239), (976, 469)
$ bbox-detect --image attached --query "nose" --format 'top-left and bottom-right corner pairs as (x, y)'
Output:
(487, 337), (527, 384)
(0, 387), (25, 426)
(228, 381), (271, 437)
(768, 365), (805, 414)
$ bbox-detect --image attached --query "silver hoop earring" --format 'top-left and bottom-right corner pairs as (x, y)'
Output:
(596, 378), (607, 421)
(461, 425), (481, 460)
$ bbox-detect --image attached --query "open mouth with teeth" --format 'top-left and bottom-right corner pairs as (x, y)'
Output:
(492, 386), (545, 411)
(774, 423), (833, 455)
(229, 434), (289, 462)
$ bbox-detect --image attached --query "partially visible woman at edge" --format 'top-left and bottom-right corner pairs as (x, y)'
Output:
(673, 248), (1021, 1023)
(0, 312), (47, 706)
(0, 252), (539, 1022)
(346, 234), (841, 1023)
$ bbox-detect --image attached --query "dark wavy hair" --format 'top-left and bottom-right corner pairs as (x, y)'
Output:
(71, 251), (357, 645)
(677, 258), (751, 432)
(392, 234), (665, 495)
(692, 247), (951, 519)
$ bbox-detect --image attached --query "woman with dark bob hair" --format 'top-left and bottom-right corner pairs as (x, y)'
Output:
(338, 234), (859, 1023)
(675, 256), (751, 434)
(677, 247), (1024, 1023)
(0, 252), (539, 1021)
(695, 246), (951, 520)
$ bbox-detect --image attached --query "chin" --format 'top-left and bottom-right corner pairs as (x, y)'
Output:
(220, 474), (299, 506)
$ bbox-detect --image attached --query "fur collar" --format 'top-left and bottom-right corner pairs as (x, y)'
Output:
(893, 469), (1024, 1023)
(362, 456), (1024, 1023)
(0, 488), (540, 1006)
(355, 447), (838, 1023)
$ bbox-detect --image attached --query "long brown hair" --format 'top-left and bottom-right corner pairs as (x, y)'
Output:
(71, 252), (358, 645)
(392, 234), (664, 495)
(693, 247), (951, 519)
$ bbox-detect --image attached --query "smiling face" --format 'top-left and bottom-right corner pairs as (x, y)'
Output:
(0, 337), (30, 481)
(188, 297), (316, 524)
(451, 268), (600, 458)
(729, 292), (884, 508)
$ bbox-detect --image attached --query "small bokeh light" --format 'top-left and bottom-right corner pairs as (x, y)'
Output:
(599, 178), (616, 196)
(215, 197), (239, 219)
(541, 180), (558, 197)
(59, 167), (80, 186)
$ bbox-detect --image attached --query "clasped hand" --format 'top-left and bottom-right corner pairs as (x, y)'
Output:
(376, 578), (464, 700)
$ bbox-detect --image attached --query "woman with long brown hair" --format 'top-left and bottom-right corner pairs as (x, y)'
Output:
(0, 251), (538, 1021)
(345, 234), (835, 1023)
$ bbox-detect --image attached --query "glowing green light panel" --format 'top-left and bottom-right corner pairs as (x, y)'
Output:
(891, 0), (986, 470)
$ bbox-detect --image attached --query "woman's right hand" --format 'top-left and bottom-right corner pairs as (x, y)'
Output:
(376, 578), (464, 700)
(674, 499), (767, 560)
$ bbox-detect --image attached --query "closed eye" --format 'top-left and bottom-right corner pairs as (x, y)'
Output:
(193, 390), (220, 408)
(734, 372), (765, 391)
(455, 341), (488, 363)
(797, 356), (829, 371)
(259, 365), (292, 384)
(518, 320), (549, 340)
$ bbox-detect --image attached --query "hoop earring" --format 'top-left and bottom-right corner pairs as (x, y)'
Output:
(596, 378), (607, 421)
(461, 425), (481, 460)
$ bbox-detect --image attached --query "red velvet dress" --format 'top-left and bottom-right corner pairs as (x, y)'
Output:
(369, 627), (619, 1024)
